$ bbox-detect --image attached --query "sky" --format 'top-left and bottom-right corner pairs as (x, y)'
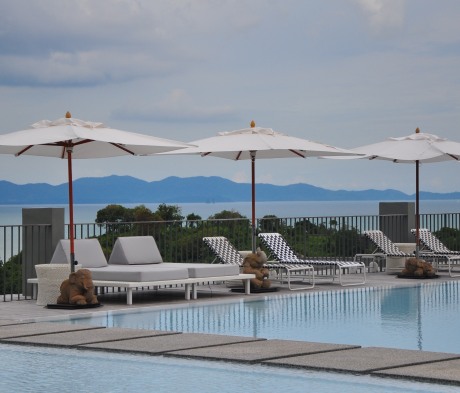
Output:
(0, 0), (460, 195)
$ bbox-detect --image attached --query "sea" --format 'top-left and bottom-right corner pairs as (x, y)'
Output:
(1, 200), (460, 225)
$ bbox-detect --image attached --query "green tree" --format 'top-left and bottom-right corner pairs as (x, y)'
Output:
(96, 204), (133, 223)
(209, 210), (246, 219)
(156, 203), (184, 221)
(0, 253), (21, 294)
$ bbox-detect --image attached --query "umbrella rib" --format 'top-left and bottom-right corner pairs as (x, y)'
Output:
(110, 143), (135, 155)
(289, 149), (306, 158)
(15, 145), (34, 156)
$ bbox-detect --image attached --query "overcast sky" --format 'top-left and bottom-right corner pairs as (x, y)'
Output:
(0, 0), (459, 195)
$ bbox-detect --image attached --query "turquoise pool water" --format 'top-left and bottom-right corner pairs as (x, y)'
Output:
(0, 344), (457, 393)
(55, 281), (460, 354)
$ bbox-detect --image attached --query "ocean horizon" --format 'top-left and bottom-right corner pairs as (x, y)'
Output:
(1, 199), (460, 225)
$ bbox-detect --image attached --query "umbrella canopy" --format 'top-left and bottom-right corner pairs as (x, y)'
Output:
(163, 121), (359, 251)
(332, 128), (460, 258)
(0, 112), (192, 273)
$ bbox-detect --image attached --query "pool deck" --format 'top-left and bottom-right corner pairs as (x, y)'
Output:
(2, 272), (460, 387)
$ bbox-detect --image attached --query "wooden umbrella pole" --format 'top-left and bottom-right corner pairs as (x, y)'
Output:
(251, 151), (256, 253)
(67, 146), (76, 273)
(415, 159), (420, 259)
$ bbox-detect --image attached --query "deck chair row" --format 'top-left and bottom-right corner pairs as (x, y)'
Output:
(204, 233), (366, 289)
(363, 229), (460, 277)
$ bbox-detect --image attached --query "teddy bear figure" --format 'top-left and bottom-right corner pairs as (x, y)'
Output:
(57, 269), (99, 305)
(242, 247), (271, 289)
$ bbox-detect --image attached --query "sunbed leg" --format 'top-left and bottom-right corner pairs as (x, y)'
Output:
(192, 283), (197, 299)
(127, 288), (133, 305)
(244, 278), (251, 295)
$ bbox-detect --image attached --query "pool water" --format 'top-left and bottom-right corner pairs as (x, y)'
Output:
(0, 344), (457, 393)
(55, 281), (460, 353)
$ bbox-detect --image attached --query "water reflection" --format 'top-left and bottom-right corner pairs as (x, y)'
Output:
(59, 282), (460, 353)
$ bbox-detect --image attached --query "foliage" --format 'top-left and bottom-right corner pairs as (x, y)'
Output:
(434, 227), (460, 251)
(209, 210), (246, 219)
(0, 253), (22, 294)
(96, 204), (134, 223)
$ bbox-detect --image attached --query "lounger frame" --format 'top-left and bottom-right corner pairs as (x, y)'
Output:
(258, 233), (366, 287)
(411, 228), (460, 277)
(203, 236), (315, 290)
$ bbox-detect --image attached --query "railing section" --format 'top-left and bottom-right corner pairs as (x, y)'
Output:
(1, 212), (460, 301)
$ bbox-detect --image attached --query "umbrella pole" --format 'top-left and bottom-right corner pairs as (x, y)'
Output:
(415, 160), (420, 259)
(67, 147), (76, 273)
(251, 152), (256, 253)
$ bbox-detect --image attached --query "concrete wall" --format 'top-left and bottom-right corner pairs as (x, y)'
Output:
(22, 208), (64, 296)
(379, 202), (415, 242)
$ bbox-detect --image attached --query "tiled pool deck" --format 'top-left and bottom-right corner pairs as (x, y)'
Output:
(2, 272), (460, 387)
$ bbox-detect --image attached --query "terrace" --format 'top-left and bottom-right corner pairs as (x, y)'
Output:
(1, 204), (459, 301)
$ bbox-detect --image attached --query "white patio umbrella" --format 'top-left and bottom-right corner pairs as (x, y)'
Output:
(0, 112), (192, 272)
(329, 128), (460, 258)
(162, 121), (359, 252)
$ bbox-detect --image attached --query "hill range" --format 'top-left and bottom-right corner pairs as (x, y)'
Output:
(0, 175), (459, 204)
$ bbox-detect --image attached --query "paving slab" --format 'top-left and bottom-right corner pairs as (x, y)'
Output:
(0, 319), (32, 327)
(4, 327), (180, 347)
(168, 339), (359, 363)
(0, 322), (104, 339)
(82, 333), (264, 355)
(263, 347), (460, 374)
(374, 358), (460, 386)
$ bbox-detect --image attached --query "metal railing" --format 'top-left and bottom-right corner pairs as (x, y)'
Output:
(2, 212), (460, 301)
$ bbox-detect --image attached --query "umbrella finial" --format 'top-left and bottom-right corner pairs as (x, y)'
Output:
(250, 120), (255, 128)
(415, 127), (420, 133)
(66, 111), (72, 119)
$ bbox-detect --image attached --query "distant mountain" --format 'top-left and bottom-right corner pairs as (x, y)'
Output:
(0, 175), (459, 204)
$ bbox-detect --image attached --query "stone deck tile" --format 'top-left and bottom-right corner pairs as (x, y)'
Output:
(167, 339), (359, 363)
(3, 328), (180, 347)
(0, 322), (104, 339)
(0, 319), (32, 327)
(263, 347), (460, 374)
(374, 358), (460, 386)
(82, 333), (264, 355)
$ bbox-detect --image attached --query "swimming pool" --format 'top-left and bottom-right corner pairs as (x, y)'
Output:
(0, 343), (456, 393)
(49, 281), (460, 354)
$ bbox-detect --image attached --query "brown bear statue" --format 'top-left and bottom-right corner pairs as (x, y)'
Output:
(57, 269), (99, 305)
(242, 247), (271, 289)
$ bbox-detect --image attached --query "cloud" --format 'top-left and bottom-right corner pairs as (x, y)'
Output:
(0, 0), (271, 87)
(352, 0), (405, 32)
(112, 89), (238, 123)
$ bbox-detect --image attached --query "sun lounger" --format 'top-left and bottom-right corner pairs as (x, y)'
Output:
(411, 228), (460, 277)
(258, 232), (366, 286)
(31, 237), (254, 305)
(203, 236), (315, 290)
(363, 230), (414, 258)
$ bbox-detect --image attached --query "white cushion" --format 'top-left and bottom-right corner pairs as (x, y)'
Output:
(50, 239), (108, 268)
(88, 265), (188, 282)
(109, 236), (163, 265)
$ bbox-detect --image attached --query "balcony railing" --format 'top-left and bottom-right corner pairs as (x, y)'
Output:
(1, 212), (460, 301)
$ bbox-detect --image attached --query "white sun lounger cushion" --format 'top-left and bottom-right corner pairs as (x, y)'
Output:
(50, 239), (108, 268)
(88, 265), (189, 282)
(109, 236), (163, 264)
(161, 262), (239, 278)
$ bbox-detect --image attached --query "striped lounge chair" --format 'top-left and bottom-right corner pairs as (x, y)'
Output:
(411, 228), (460, 277)
(258, 232), (366, 286)
(203, 236), (315, 290)
(363, 230), (415, 258)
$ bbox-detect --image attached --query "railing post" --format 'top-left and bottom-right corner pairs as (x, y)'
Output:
(22, 208), (64, 297)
